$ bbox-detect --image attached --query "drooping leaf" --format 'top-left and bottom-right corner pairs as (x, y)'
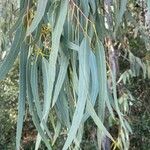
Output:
(52, 50), (69, 107)
(35, 57), (51, 150)
(27, 0), (49, 35)
(26, 57), (52, 150)
(56, 89), (70, 128)
(86, 99), (114, 142)
(30, 61), (42, 119)
(62, 38), (89, 150)
(16, 42), (28, 150)
(0, 25), (26, 80)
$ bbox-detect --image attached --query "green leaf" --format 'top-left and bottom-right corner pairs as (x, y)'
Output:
(82, 50), (99, 122)
(41, 57), (51, 117)
(30, 61), (42, 119)
(26, 57), (52, 150)
(62, 38), (89, 150)
(35, 57), (51, 150)
(30, 62), (53, 146)
(86, 99), (114, 142)
(95, 40), (109, 148)
(16, 42), (28, 150)
(71, 51), (79, 94)
(89, 51), (99, 105)
(0, 25), (26, 80)
(95, 41), (107, 121)
(38, 1), (68, 123)
(56, 89), (70, 128)
(26, 0), (49, 35)
(111, 70), (128, 148)
(52, 50), (69, 107)
(61, 36), (79, 51)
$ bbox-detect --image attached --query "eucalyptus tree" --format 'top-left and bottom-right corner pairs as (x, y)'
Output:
(0, 0), (150, 150)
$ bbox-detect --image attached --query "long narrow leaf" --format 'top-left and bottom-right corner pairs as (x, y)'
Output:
(0, 26), (25, 80)
(52, 50), (69, 107)
(16, 42), (28, 150)
(62, 38), (89, 150)
(95, 40), (107, 148)
(26, 57), (52, 150)
(27, 0), (48, 35)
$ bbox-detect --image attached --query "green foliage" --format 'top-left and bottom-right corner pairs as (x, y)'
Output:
(0, 0), (150, 150)
(0, 63), (18, 149)
(128, 78), (150, 150)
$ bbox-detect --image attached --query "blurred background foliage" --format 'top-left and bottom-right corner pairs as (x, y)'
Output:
(0, 0), (150, 150)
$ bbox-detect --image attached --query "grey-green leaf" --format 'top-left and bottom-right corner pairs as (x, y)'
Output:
(26, 0), (48, 35)
(16, 42), (28, 150)
(62, 38), (89, 150)
(0, 25), (25, 80)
